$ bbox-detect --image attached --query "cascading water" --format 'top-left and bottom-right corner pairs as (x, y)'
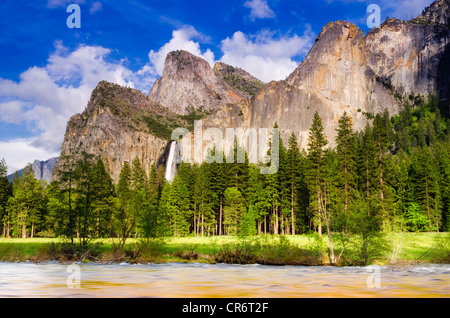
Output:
(164, 141), (177, 183)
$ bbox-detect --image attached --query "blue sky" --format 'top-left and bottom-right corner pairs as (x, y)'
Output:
(0, 0), (433, 173)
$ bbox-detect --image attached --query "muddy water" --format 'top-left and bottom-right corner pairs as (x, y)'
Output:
(0, 262), (448, 298)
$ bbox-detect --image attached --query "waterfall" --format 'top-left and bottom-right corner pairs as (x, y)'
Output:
(164, 141), (177, 183)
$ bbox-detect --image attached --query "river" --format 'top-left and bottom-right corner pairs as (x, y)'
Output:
(0, 262), (448, 298)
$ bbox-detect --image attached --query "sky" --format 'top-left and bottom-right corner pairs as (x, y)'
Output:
(0, 0), (433, 174)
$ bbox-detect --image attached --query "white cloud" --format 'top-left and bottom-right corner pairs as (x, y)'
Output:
(47, 0), (85, 9)
(89, 1), (102, 14)
(324, 0), (433, 21)
(388, 0), (433, 20)
(244, 0), (275, 20)
(0, 139), (60, 175)
(0, 42), (155, 155)
(0, 101), (24, 124)
(148, 26), (215, 76)
(220, 26), (316, 82)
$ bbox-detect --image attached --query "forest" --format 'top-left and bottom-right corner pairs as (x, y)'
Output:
(1, 93), (449, 257)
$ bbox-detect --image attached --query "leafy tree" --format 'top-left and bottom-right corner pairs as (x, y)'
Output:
(239, 205), (257, 236)
(406, 203), (430, 232)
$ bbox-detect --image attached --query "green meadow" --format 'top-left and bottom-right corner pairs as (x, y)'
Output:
(0, 233), (448, 266)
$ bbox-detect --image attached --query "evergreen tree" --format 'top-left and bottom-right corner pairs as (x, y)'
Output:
(46, 180), (70, 238)
(73, 153), (96, 250)
(56, 152), (78, 248)
(204, 146), (226, 236)
(115, 162), (135, 247)
(91, 158), (115, 237)
(408, 148), (442, 231)
(435, 143), (450, 231)
(286, 133), (303, 235)
(372, 113), (394, 226)
(223, 187), (245, 235)
(239, 205), (257, 236)
(335, 112), (357, 214)
(130, 157), (148, 237)
(305, 112), (328, 236)
(0, 159), (11, 237)
(162, 175), (192, 237)
(226, 137), (250, 193)
(8, 165), (45, 238)
(142, 164), (162, 238)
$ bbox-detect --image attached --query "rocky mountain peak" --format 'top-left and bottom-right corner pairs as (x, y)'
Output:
(148, 50), (245, 115)
(411, 0), (450, 25)
(213, 61), (266, 97)
(286, 20), (369, 109)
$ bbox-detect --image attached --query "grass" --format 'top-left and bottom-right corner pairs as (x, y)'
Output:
(0, 233), (448, 265)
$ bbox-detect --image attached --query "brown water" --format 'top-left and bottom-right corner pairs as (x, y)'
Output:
(0, 262), (448, 298)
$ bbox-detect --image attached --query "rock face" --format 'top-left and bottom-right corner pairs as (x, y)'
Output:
(213, 62), (266, 98)
(148, 51), (247, 115)
(365, 18), (450, 100)
(53, 81), (171, 184)
(32, 158), (58, 184)
(8, 157), (58, 184)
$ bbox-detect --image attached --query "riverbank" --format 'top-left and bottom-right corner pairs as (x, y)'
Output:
(0, 233), (449, 266)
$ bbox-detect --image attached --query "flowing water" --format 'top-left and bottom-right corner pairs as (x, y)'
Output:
(164, 141), (177, 184)
(0, 262), (448, 298)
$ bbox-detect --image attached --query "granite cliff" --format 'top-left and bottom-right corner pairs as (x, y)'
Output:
(148, 51), (262, 115)
(8, 157), (58, 184)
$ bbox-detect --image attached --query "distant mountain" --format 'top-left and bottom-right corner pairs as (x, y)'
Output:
(8, 157), (58, 184)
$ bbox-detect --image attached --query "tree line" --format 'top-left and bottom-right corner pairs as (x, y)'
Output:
(1, 93), (449, 244)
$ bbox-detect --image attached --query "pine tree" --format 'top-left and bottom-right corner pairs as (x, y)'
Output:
(91, 158), (115, 237)
(204, 146), (226, 236)
(435, 143), (450, 231)
(286, 133), (302, 235)
(0, 159), (11, 237)
(8, 165), (45, 238)
(73, 153), (96, 250)
(305, 112), (328, 236)
(223, 187), (244, 235)
(163, 175), (192, 237)
(417, 117), (427, 148)
(56, 152), (78, 247)
(46, 180), (70, 238)
(142, 164), (162, 238)
(372, 113), (394, 225)
(115, 162), (135, 247)
(357, 123), (377, 199)
(335, 112), (357, 214)
(239, 205), (257, 236)
(408, 148), (442, 231)
(226, 137), (249, 193)
(130, 157), (148, 237)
